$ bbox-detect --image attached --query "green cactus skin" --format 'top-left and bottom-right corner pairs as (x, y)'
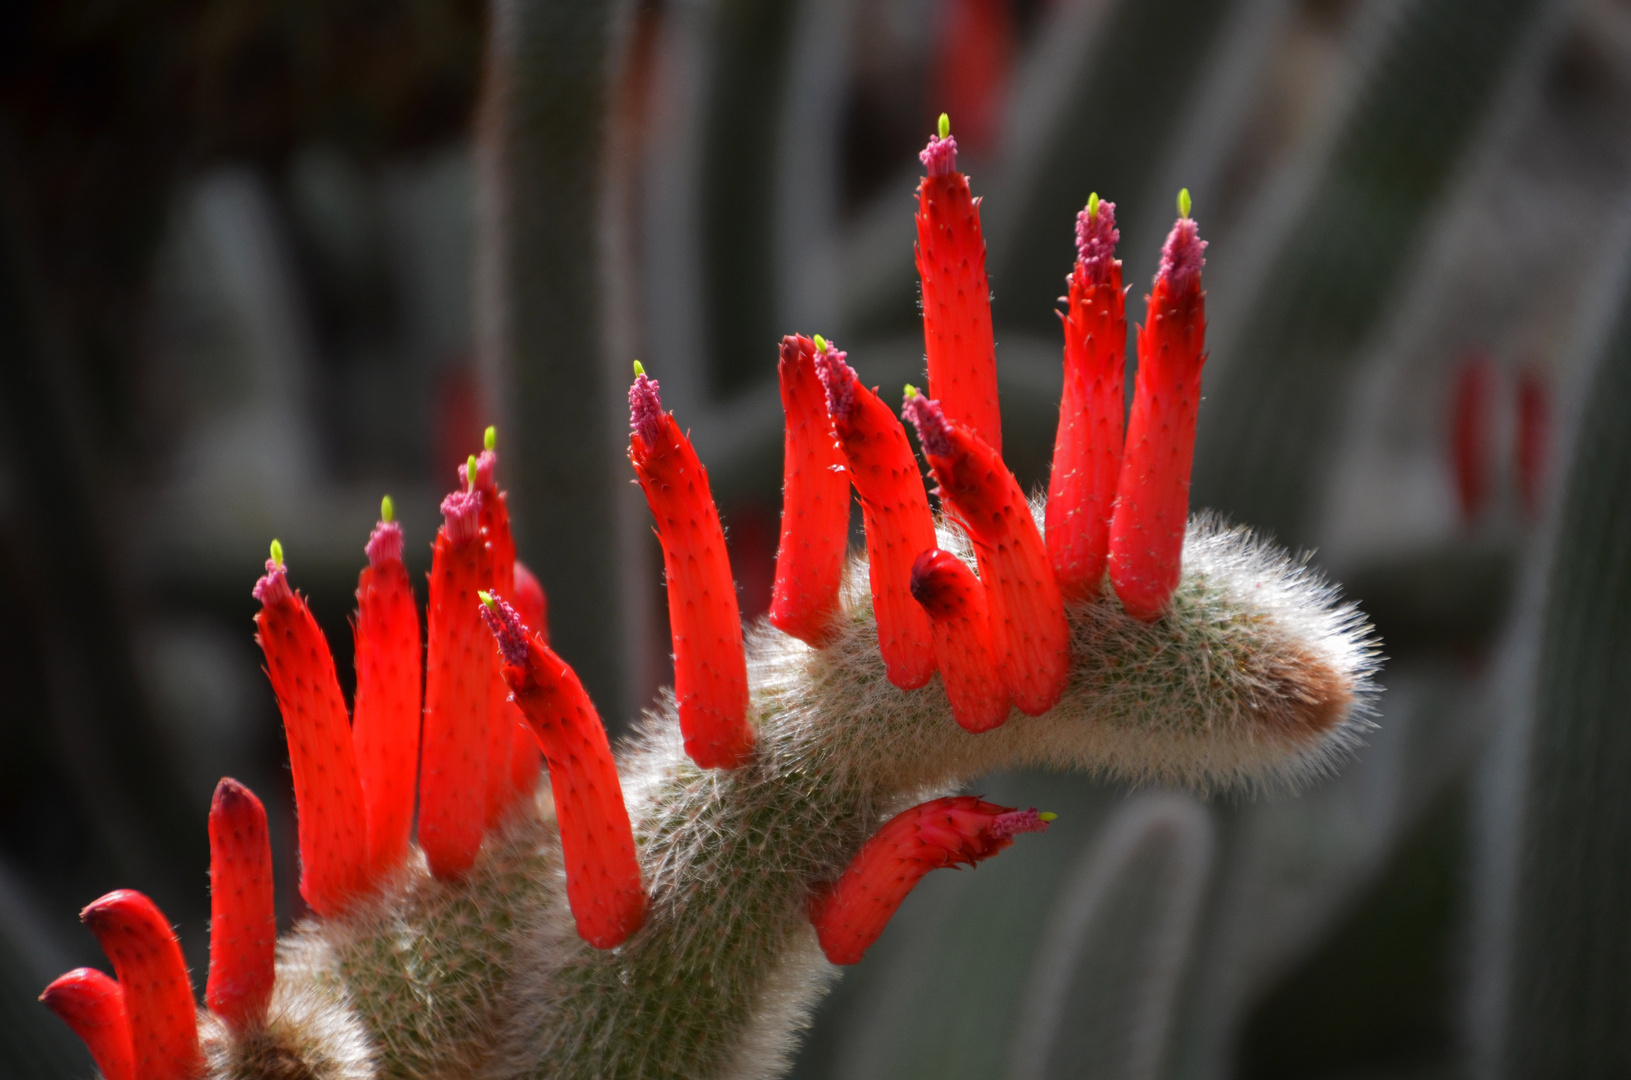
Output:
(197, 512), (1377, 1080)
(1491, 274), (1631, 1076)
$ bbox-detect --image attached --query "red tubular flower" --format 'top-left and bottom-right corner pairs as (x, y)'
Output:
(909, 549), (1009, 732)
(1516, 366), (1549, 521)
(905, 393), (1070, 715)
(1450, 353), (1494, 526)
(420, 472), (495, 879)
(810, 796), (1050, 965)
(508, 559), (548, 799)
(815, 343), (938, 690)
(206, 778), (275, 1035)
(80, 891), (202, 1080)
(1108, 198), (1208, 621)
(352, 502), (421, 875)
(481, 595), (646, 948)
(1046, 195), (1126, 601)
(916, 118), (1002, 455)
(253, 544), (372, 914)
(629, 365), (755, 770)
(770, 334), (852, 647)
(474, 441), (531, 825)
(40, 968), (136, 1080)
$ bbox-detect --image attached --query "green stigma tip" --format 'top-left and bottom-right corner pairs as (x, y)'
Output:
(1177, 188), (1192, 219)
(633, 360), (645, 377)
(813, 334), (828, 352)
(1039, 812), (1058, 822)
(381, 495), (394, 523)
(269, 538), (284, 567)
(1087, 192), (1099, 219)
(484, 425), (496, 451)
(467, 455), (478, 487)
(478, 590), (495, 609)
(938, 113), (950, 140)
(904, 383), (918, 399)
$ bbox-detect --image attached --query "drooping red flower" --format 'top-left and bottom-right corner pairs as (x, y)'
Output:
(254, 544), (373, 913)
(816, 342), (939, 690)
(916, 119), (1002, 455)
(910, 548), (1009, 732)
(905, 392), (1070, 715)
(481, 594), (646, 947)
(629, 365), (755, 770)
(1047, 194), (1126, 601)
(206, 778), (276, 1035)
(1108, 198), (1208, 621)
(769, 334), (851, 647)
(810, 796), (1050, 965)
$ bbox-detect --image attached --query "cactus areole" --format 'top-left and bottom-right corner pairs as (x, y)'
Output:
(43, 122), (1378, 1079)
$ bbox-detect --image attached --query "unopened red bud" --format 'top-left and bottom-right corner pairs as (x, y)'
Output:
(81, 890), (202, 1080)
(40, 968), (135, 1080)
(910, 549), (1009, 732)
(206, 778), (275, 1034)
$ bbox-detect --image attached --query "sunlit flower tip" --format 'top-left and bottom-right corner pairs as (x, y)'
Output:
(484, 424), (497, 452)
(252, 539), (293, 605)
(478, 592), (531, 669)
(366, 515), (404, 567)
(628, 365), (665, 447)
(920, 115), (957, 177)
(813, 339), (856, 423)
(1074, 194), (1119, 280)
(439, 485), (483, 546)
(1158, 215), (1206, 299)
(40, 968), (135, 1080)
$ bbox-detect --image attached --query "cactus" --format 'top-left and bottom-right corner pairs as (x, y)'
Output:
(1475, 245), (1631, 1076)
(40, 122), (1377, 1080)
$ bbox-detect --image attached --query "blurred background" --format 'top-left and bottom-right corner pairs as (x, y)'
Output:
(4, 0), (1631, 1076)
